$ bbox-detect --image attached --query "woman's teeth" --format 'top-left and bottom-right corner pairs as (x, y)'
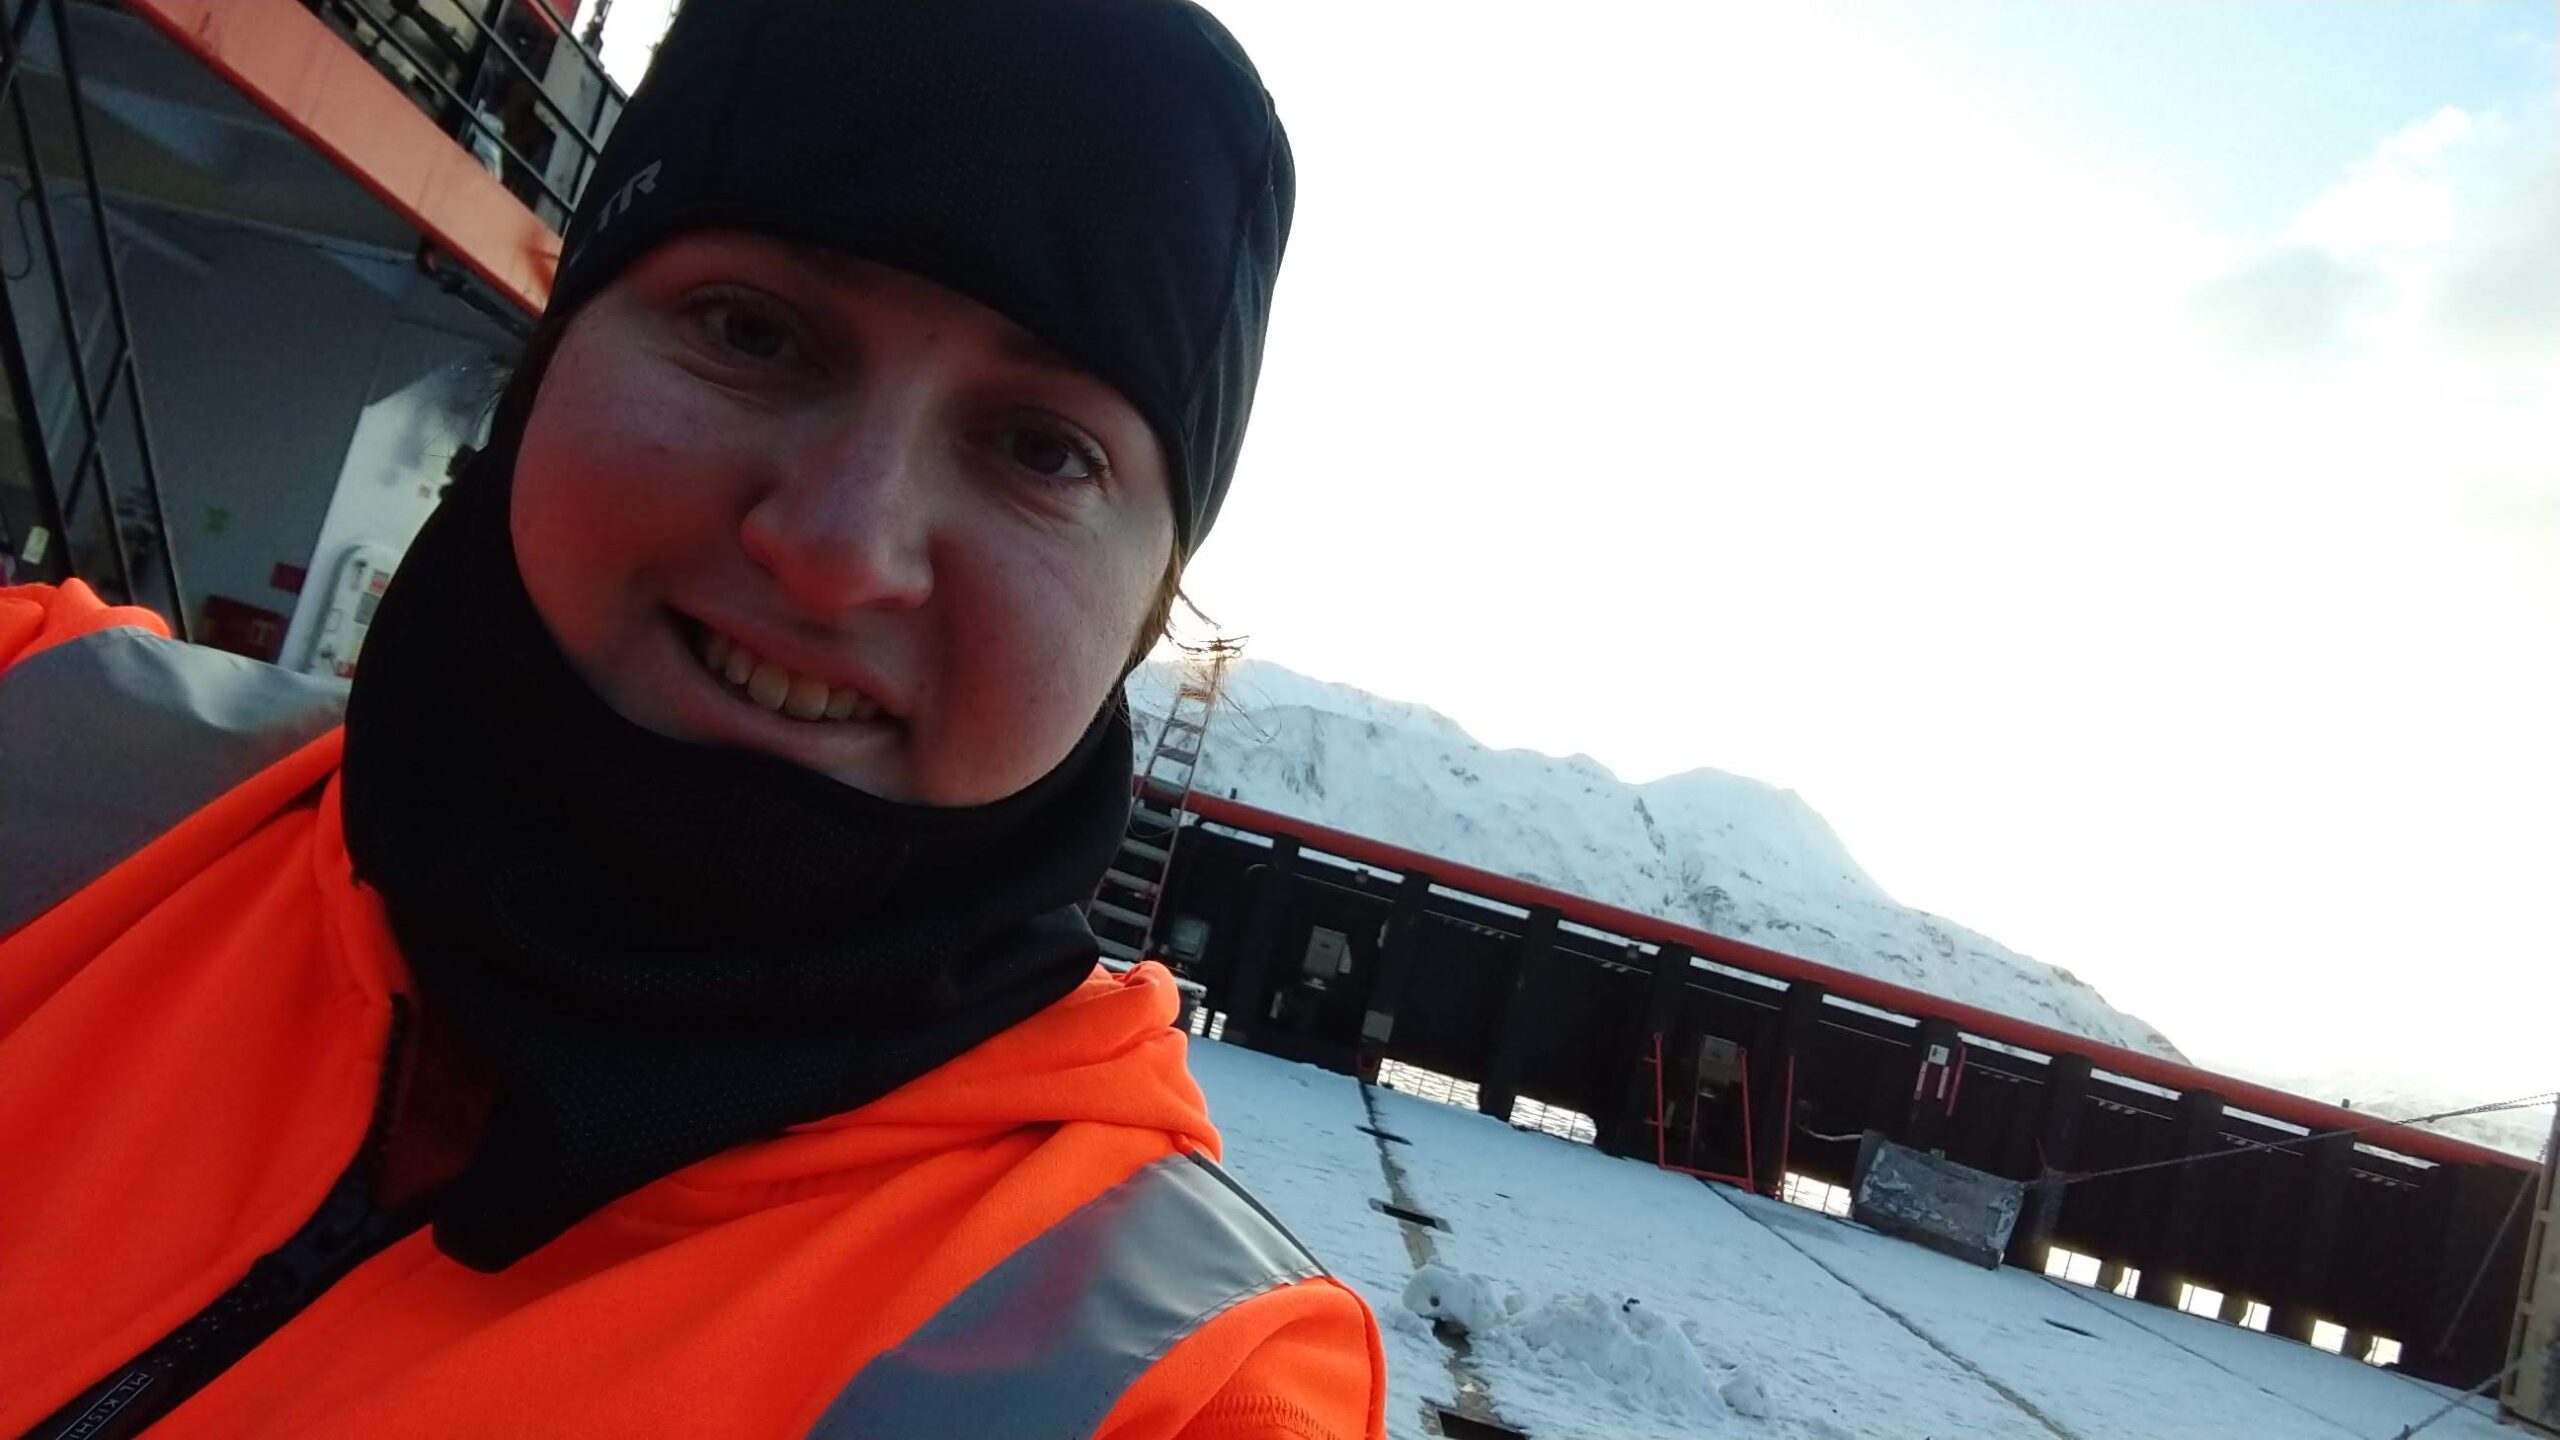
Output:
(701, 630), (881, 723)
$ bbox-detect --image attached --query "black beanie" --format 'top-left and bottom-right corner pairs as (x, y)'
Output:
(551, 0), (1294, 558)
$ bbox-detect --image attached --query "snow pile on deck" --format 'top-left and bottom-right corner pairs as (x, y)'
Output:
(1130, 657), (2180, 1057)
(1403, 1265), (1773, 1428)
(1194, 1037), (2512, 1440)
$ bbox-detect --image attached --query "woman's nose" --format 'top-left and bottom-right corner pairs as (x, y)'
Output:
(736, 407), (937, 616)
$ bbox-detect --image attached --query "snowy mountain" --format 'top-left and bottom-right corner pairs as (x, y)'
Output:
(2228, 1067), (2553, 1166)
(1127, 657), (2184, 1060)
(1129, 657), (2558, 1160)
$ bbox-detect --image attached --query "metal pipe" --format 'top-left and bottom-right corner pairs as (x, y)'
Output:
(1780, 1055), (1796, 1189)
(1739, 1042), (1757, 1192)
(1651, 1031), (1665, 1167)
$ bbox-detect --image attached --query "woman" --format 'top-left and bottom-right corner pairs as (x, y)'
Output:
(0, 2), (1385, 1436)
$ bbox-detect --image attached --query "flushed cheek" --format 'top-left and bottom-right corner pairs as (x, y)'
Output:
(530, 407), (734, 573)
(516, 452), (732, 722)
(922, 579), (1125, 800)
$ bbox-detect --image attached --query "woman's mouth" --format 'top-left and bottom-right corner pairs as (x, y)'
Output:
(692, 623), (884, 723)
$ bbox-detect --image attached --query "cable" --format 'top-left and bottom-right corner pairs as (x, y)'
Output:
(2063, 1090), (2557, 1186)
(2427, 1162), (2539, 1358)
(2035, 1275), (2365, 1438)
(2388, 1352), (2524, 1439)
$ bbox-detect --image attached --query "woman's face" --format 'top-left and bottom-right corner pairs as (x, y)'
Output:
(511, 231), (1176, 805)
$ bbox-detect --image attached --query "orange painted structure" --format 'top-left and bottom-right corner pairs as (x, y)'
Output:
(123, 0), (561, 317)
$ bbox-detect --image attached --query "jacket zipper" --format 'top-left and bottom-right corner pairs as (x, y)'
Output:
(25, 1002), (421, 1440)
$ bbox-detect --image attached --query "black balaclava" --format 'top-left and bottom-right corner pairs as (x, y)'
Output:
(340, 0), (1293, 1271)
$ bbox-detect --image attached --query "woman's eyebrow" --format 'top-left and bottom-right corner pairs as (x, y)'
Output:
(766, 241), (1094, 385)
(995, 328), (1091, 383)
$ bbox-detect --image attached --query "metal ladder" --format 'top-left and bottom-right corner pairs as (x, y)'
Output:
(0, 0), (185, 631)
(1090, 637), (1241, 967)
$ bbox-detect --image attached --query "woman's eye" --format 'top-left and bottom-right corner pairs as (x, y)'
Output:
(1000, 424), (1106, 483)
(685, 293), (803, 367)
(712, 301), (792, 360)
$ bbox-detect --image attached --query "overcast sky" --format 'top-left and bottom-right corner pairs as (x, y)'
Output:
(592, 4), (2557, 1101)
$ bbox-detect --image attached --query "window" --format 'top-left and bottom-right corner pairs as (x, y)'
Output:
(2365, 1336), (2402, 1367)
(1780, 1171), (1853, 1217)
(2238, 1300), (2271, 1332)
(1508, 1094), (1598, 1145)
(2176, 1283), (2226, 1320)
(2311, 1320), (2348, 1354)
(1376, 1058), (1481, 1111)
(2043, 1245), (2103, 1287)
(2045, 1248), (2138, 1295)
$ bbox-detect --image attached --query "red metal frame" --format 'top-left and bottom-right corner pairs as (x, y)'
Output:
(1738, 1055), (1755, 1189)
(1651, 1032), (1666, 1167)
(1649, 1030), (1757, 1191)
(1780, 1055), (1795, 1189)
(1181, 790), (2527, 1174)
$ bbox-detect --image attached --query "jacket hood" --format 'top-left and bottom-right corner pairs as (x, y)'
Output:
(592, 965), (1222, 1229)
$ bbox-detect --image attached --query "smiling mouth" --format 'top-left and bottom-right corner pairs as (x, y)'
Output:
(680, 616), (889, 724)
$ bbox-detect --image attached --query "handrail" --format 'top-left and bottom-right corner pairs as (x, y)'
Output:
(401, 0), (613, 169)
(1176, 789), (2532, 1174)
(312, 0), (579, 215)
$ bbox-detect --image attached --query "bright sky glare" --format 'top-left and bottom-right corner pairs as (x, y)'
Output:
(591, 3), (2559, 1101)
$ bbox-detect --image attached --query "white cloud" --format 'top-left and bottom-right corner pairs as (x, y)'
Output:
(1182, 5), (2559, 1096)
(2189, 246), (2390, 359)
(2257, 103), (2560, 368)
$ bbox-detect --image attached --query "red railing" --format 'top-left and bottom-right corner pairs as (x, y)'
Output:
(1178, 790), (2529, 1174)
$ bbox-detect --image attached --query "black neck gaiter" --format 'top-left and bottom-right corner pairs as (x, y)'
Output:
(339, 422), (1133, 1272)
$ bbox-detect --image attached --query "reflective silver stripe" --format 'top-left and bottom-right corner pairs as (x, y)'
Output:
(0, 628), (345, 936)
(809, 1152), (1326, 1440)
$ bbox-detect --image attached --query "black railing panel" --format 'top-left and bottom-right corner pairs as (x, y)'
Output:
(0, 0), (183, 631)
(303, 0), (627, 233)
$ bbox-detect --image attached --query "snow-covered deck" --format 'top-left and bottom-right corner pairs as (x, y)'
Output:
(1195, 1038), (2510, 1440)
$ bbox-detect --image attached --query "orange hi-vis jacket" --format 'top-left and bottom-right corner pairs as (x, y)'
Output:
(0, 581), (1387, 1440)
